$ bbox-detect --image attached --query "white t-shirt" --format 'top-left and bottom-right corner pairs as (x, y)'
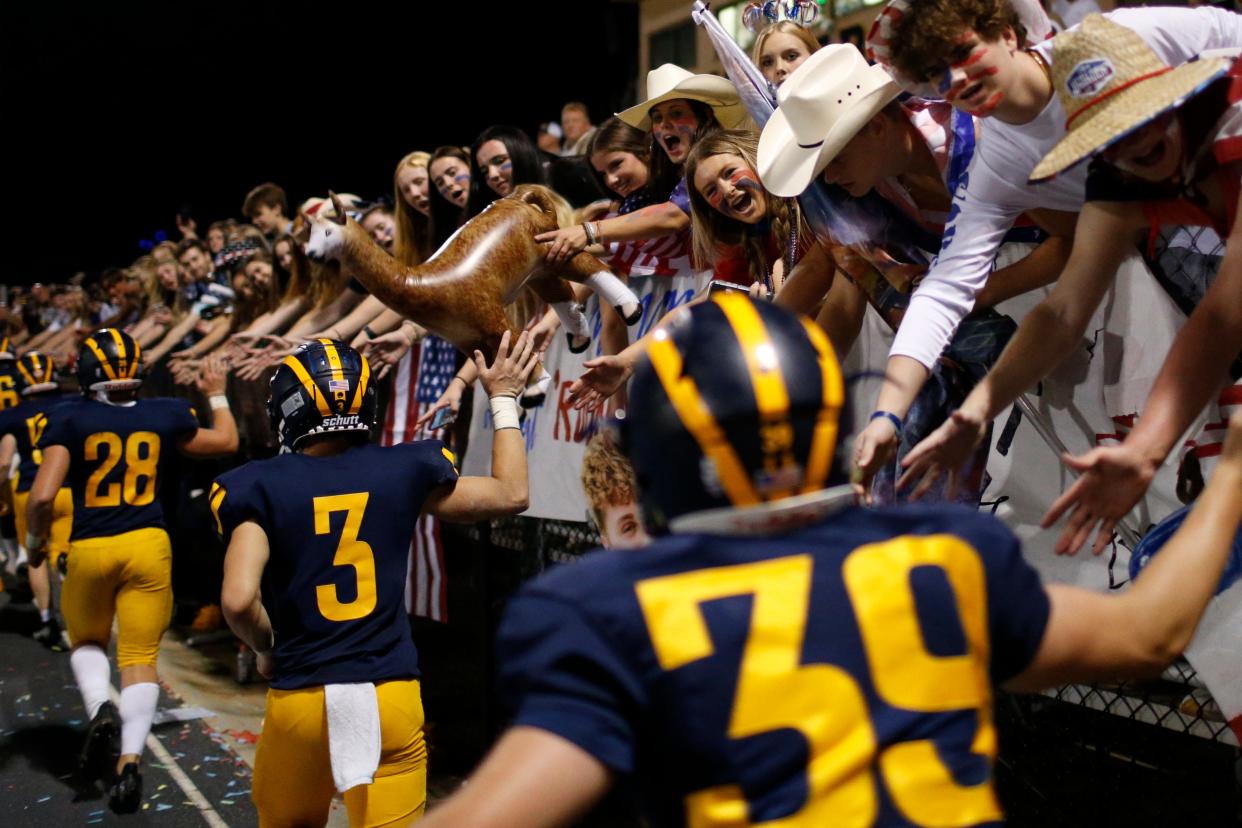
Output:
(890, 6), (1242, 370)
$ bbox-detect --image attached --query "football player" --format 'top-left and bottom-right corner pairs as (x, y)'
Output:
(215, 332), (538, 827)
(0, 335), (21, 575)
(26, 329), (238, 812)
(0, 352), (74, 646)
(422, 294), (1242, 827)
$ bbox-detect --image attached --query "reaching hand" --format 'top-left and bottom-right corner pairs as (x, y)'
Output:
(527, 309), (562, 353)
(474, 331), (543, 399)
(851, 416), (901, 505)
(359, 329), (414, 379)
(1041, 443), (1159, 556)
(176, 214), (197, 239)
(535, 225), (589, 264)
(897, 408), (990, 501)
(416, 381), (466, 431)
(196, 354), (228, 395)
(568, 354), (632, 411)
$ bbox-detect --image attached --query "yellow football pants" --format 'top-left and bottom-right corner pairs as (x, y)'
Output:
(13, 483), (74, 558)
(254, 678), (428, 827)
(61, 526), (172, 668)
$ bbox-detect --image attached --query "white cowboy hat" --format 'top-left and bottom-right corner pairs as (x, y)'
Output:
(758, 45), (901, 198)
(617, 64), (746, 131)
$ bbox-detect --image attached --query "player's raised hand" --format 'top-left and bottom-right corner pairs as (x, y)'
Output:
(196, 354), (228, 395)
(474, 330), (542, 398)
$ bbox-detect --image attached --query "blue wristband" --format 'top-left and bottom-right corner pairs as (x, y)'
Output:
(870, 410), (903, 435)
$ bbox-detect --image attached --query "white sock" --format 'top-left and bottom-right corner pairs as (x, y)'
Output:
(551, 301), (589, 338)
(70, 645), (112, 719)
(0, 536), (15, 569)
(584, 271), (638, 311)
(119, 682), (160, 758)
(39, 608), (50, 623)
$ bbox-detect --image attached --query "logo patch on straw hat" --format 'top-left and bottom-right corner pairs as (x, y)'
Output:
(1066, 58), (1115, 99)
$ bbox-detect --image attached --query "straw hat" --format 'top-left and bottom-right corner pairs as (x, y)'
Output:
(757, 45), (901, 198)
(616, 64), (746, 131)
(1030, 14), (1229, 183)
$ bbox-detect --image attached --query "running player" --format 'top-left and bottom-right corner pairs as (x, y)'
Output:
(422, 295), (1242, 827)
(0, 351), (74, 646)
(216, 332), (537, 827)
(26, 329), (238, 812)
(0, 335), (21, 577)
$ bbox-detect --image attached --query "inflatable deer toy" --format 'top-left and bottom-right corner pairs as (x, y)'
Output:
(303, 187), (641, 406)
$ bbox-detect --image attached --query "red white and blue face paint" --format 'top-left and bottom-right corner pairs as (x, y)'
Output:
(477, 139), (515, 196)
(935, 34), (1007, 118)
(650, 99), (701, 164)
(430, 157), (472, 208)
(693, 153), (768, 224)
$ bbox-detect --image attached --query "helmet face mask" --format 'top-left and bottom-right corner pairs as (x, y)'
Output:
(267, 339), (377, 452)
(619, 296), (850, 533)
(77, 329), (144, 395)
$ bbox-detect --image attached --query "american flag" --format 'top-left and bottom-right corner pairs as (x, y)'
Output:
(381, 334), (458, 623)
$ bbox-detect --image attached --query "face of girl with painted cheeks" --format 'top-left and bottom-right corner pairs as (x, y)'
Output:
(590, 150), (649, 198)
(693, 153), (768, 224)
(921, 28), (1018, 119)
(758, 32), (813, 87)
(430, 157), (471, 208)
(397, 165), (431, 216)
(477, 140), (515, 197)
(1102, 113), (1183, 183)
(650, 99), (700, 164)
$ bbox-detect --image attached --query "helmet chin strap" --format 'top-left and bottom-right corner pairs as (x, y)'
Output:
(92, 389), (137, 407)
(667, 484), (858, 536)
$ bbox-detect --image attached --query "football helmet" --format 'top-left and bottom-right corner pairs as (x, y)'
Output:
(619, 294), (849, 531)
(77, 329), (143, 393)
(0, 336), (14, 361)
(268, 339), (377, 451)
(15, 352), (57, 396)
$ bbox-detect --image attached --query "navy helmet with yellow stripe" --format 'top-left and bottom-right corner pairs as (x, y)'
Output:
(268, 339), (376, 451)
(619, 294), (848, 530)
(0, 336), (15, 361)
(77, 329), (143, 393)
(15, 351), (58, 395)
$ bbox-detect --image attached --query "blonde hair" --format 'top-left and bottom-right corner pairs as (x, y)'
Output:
(685, 128), (805, 285)
(751, 20), (821, 72)
(581, 431), (639, 525)
(393, 150), (433, 267)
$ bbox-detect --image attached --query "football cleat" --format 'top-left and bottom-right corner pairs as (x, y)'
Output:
(79, 700), (120, 781)
(109, 761), (143, 814)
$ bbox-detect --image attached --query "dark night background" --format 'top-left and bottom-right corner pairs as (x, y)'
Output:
(3, 1), (639, 284)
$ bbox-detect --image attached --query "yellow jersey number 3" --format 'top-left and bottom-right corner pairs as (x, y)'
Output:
(313, 493), (377, 622)
(634, 535), (1001, 827)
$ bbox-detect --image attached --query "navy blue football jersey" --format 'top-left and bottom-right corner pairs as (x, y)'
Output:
(211, 440), (458, 690)
(497, 504), (1050, 827)
(0, 392), (74, 492)
(40, 396), (199, 540)
(0, 364), (19, 411)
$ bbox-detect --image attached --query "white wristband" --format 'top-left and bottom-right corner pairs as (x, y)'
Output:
(489, 394), (521, 431)
(209, 394), (230, 411)
(25, 532), (46, 553)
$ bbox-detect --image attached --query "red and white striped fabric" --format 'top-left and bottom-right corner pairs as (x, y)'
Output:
(1183, 382), (1242, 479)
(381, 343), (450, 623)
(606, 227), (694, 278)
